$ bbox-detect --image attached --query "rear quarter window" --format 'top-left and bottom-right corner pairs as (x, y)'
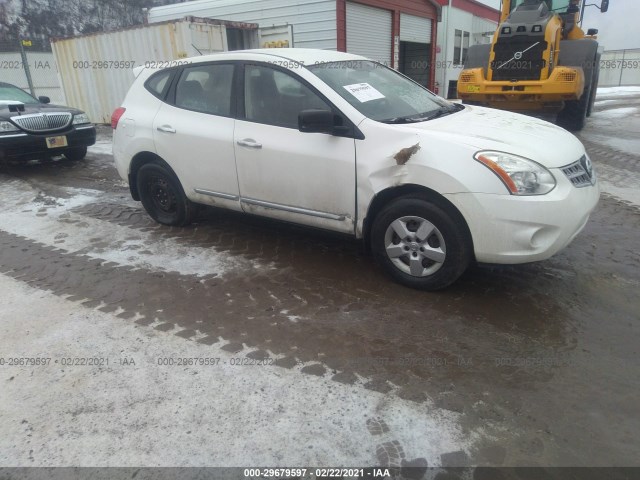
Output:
(145, 70), (174, 100)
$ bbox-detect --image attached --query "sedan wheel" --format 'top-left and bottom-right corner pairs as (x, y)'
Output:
(63, 146), (87, 161)
(372, 196), (471, 290)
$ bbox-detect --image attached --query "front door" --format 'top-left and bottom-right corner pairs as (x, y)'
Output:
(233, 63), (357, 234)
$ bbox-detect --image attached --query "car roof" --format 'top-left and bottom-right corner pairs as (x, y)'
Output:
(185, 48), (369, 66)
(0, 82), (20, 89)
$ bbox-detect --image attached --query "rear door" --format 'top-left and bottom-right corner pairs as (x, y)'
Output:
(152, 62), (241, 210)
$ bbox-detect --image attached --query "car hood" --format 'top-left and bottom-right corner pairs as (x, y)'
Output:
(0, 102), (84, 120)
(404, 105), (585, 169)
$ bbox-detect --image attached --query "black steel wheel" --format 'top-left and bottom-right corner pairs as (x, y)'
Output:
(136, 162), (196, 226)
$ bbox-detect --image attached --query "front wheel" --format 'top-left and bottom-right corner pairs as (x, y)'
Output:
(136, 162), (196, 226)
(371, 197), (471, 290)
(557, 81), (591, 131)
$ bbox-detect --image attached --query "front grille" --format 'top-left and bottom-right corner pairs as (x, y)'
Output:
(562, 155), (595, 188)
(11, 112), (72, 133)
(492, 37), (547, 81)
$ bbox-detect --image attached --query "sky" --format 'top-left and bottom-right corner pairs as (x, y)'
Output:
(474, 0), (639, 50)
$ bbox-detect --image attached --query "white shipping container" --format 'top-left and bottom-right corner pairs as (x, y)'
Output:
(51, 18), (252, 124)
(147, 0), (336, 50)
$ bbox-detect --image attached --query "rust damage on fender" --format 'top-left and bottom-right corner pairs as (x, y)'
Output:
(394, 143), (421, 166)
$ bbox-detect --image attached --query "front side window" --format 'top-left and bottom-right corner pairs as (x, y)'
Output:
(244, 64), (330, 128)
(175, 64), (234, 116)
(308, 61), (451, 123)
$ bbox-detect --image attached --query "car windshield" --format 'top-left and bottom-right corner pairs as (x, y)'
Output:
(308, 60), (453, 123)
(0, 84), (39, 104)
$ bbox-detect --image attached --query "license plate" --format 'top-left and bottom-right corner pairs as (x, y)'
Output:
(46, 135), (68, 148)
(466, 85), (481, 93)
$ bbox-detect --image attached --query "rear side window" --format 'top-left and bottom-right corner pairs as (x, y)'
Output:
(145, 71), (173, 99)
(175, 64), (235, 117)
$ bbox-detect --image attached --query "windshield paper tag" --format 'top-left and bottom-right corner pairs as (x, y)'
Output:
(343, 83), (385, 102)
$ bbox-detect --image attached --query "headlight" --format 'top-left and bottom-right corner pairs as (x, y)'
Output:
(72, 113), (91, 125)
(0, 121), (19, 133)
(474, 151), (556, 195)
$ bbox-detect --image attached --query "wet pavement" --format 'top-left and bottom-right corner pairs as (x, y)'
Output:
(1, 94), (639, 469)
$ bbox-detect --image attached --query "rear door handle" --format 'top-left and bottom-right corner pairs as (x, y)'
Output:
(157, 125), (176, 134)
(236, 138), (262, 149)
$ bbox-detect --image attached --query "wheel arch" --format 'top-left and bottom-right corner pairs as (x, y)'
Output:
(128, 151), (178, 201)
(362, 184), (475, 259)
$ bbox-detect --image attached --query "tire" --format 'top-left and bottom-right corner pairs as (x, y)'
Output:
(63, 146), (87, 161)
(371, 196), (471, 291)
(136, 162), (196, 226)
(587, 54), (601, 118)
(557, 66), (594, 131)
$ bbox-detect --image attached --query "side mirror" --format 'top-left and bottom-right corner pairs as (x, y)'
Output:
(298, 109), (337, 134)
(38, 96), (50, 104)
(600, 0), (609, 12)
(587, 28), (598, 35)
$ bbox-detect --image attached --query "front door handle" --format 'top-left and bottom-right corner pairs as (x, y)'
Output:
(157, 125), (176, 134)
(236, 138), (262, 149)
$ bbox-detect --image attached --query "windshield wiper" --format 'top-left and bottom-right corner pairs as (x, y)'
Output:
(423, 104), (464, 120)
(383, 116), (426, 124)
(383, 104), (463, 124)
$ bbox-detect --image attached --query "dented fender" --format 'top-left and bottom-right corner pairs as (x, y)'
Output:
(354, 119), (510, 238)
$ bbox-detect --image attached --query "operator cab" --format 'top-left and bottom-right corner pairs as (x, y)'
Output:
(509, 0), (572, 13)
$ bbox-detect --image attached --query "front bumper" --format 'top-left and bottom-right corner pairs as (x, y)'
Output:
(445, 169), (600, 264)
(457, 67), (586, 111)
(0, 125), (96, 162)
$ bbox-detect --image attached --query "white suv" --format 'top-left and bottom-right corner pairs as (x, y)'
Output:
(112, 49), (599, 290)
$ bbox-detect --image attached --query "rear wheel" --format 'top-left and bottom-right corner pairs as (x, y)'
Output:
(63, 146), (87, 161)
(371, 196), (471, 290)
(136, 162), (196, 226)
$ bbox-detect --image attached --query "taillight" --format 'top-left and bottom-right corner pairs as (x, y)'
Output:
(111, 107), (126, 129)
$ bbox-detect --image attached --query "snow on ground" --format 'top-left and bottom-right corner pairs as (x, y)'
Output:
(0, 177), (255, 278)
(593, 99), (618, 107)
(591, 106), (639, 119)
(596, 164), (640, 206)
(589, 133), (640, 159)
(596, 86), (640, 98)
(0, 274), (473, 466)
